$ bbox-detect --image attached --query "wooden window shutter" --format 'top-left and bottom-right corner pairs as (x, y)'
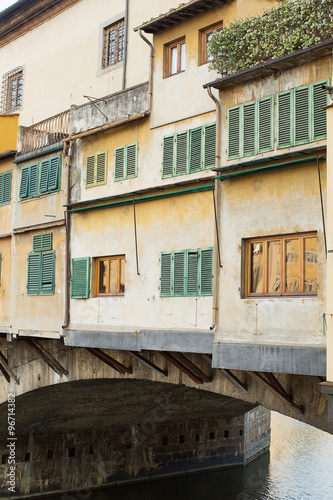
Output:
(27, 253), (41, 295)
(0, 175), (3, 204)
(33, 235), (42, 251)
(160, 252), (172, 296)
(277, 91), (293, 148)
(20, 166), (30, 198)
(126, 143), (137, 178)
(173, 251), (185, 296)
(228, 107), (240, 159)
(187, 250), (198, 296)
(49, 156), (60, 191)
(200, 248), (214, 296)
(86, 155), (96, 187)
(96, 152), (107, 184)
(39, 159), (50, 193)
(189, 127), (202, 173)
(313, 81), (327, 140)
(203, 123), (216, 169)
(243, 102), (256, 156)
(41, 251), (55, 293)
(3, 171), (12, 204)
(162, 135), (174, 178)
(33, 233), (52, 252)
(258, 97), (273, 153)
(71, 257), (90, 299)
(114, 147), (125, 180)
(29, 164), (39, 197)
(295, 86), (310, 144)
(175, 131), (188, 176)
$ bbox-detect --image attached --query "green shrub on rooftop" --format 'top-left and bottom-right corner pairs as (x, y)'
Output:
(208, 0), (333, 76)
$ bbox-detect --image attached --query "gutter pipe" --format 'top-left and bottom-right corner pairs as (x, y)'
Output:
(136, 28), (154, 111)
(62, 141), (73, 330)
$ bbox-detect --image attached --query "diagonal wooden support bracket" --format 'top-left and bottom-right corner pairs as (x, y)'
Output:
(171, 352), (212, 383)
(23, 338), (68, 377)
(160, 352), (211, 384)
(247, 371), (303, 414)
(201, 354), (247, 391)
(0, 351), (19, 384)
(129, 351), (168, 377)
(0, 359), (10, 382)
(86, 348), (132, 374)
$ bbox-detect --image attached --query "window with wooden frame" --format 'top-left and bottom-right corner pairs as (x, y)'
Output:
(165, 38), (185, 77)
(1, 67), (23, 113)
(95, 255), (125, 296)
(103, 19), (125, 69)
(114, 143), (138, 181)
(244, 232), (318, 298)
(27, 233), (55, 295)
(19, 155), (61, 199)
(0, 171), (12, 206)
(201, 21), (223, 65)
(86, 151), (107, 187)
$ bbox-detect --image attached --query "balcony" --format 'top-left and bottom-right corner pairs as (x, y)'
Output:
(19, 109), (70, 154)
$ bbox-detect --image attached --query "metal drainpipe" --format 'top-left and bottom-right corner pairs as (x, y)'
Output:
(122, 0), (129, 91)
(207, 86), (222, 331)
(137, 28), (154, 110)
(62, 140), (73, 330)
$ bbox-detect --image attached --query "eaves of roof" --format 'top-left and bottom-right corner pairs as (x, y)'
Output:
(0, 150), (16, 160)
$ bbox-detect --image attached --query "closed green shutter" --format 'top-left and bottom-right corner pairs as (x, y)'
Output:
(187, 251), (198, 296)
(162, 135), (174, 178)
(200, 248), (214, 296)
(86, 155), (96, 186)
(29, 164), (39, 197)
(175, 132), (188, 176)
(126, 143), (137, 178)
(204, 123), (216, 169)
(0, 175), (3, 204)
(277, 91), (292, 148)
(41, 251), (55, 293)
(295, 86), (310, 144)
(39, 159), (50, 193)
(96, 152), (107, 184)
(20, 166), (29, 198)
(71, 257), (90, 299)
(160, 252), (172, 296)
(33, 235), (42, 251)
(33, 233), (52, 252)
(173, 251), (185, 296)
(258, 97), (273, 153)
(49, 156), (60, 191)
(114, 147), (125, 180)
(189, 127), (202, 173)
(243, 102), (256, 156)
(0, 171), (12, 205)
(313, 82), (327, 140)
(27, 253), (41, 295)
(228, 107), (240, 159)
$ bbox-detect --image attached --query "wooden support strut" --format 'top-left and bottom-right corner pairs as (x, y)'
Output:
(23, 338), (68, 377)
(129, 351), (168, 377)
(247, 371), (303, 414)
(0, 359), (10, 383)
(0, 351), (19, 384)
(86, 348), (132, 375)
(160, 352), (209, 384)
(171, 352), (212, 383)
(201, 354), (247, 392)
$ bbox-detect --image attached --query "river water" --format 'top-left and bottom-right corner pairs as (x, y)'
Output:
(33, 412), (333, 500)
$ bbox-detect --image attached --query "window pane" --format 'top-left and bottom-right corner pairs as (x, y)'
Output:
(98, 260), (107, 293)
(119, 258), (125, 293)
(180, 43), (185, 71)
(171, 46), (178, 75)
(285, 239), (299, 292)
(267, 240), (281, 293)
(250, 243), (263, 293)
(206, 32), (214, 62)
(109, 259), (117, 294)
(304, 237), (317, 292)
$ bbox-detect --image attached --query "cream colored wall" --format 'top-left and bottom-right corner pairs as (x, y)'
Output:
(0, 157), (14, 235)
(0, 115), (18, 152)
(326, 105), (333, 381)
(70, 190), (214, 331)
(0, 237), (11, 328)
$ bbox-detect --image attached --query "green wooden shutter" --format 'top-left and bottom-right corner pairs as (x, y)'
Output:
(71, 257), (90, 299)
(41, 251), (55, 293)
(33, 235), (42, 251)
(86, 155), (96, 187)
(189, 127), (202, 173)
(96, 152), (107, 184)
(187, 250), (198, 296)
(41, 233), (52, 251)
(160, 252), (172, 296)
(313, 81), (327, 140)
(126, 143), (137, 178)
(175, 132), (188, 176)
(114, 147), (125, 180)
(277, 91), (293, 148)
(200, 248), (214, 296)
(29, 164), (39, 197)
(162, 135), (174, 178)
(49, 156), (60, 191)
(228, 107), (240, 159)
(20, 166), (29, 198)
(39, 159), (50, 193)
(27, 253), (41, 295)
(204, 123), (216, 169)
(243, 102), (256, 156)
(173, 251), (185, 296)
(258, 97), (273, 153)
(295, 86), (310, 145)
(0, 174), (3, 204)
(3, 171), (12, 204)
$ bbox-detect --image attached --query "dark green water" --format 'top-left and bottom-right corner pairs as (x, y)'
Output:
(31, 412), (333, 500)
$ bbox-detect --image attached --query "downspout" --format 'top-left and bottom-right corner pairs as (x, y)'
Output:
(136, 28), (154, 111)
(122, 0), (129, 91)
(207, 86), (222, 331)
(62, 140), (73, 330)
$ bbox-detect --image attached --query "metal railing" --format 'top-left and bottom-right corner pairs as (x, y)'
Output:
(20, 109), (70, 154)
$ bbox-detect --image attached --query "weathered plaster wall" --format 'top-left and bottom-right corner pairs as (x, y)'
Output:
(0, 156), (14, 235)
(0, 237), (11, 328)
(326, 105), (333, 381)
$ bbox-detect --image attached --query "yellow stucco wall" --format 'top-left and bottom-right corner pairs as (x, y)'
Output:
(0, 115), (18, 153)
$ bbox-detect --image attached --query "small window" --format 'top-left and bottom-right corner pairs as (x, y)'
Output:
(244, 233), (318, 297)
(166, 38), (185, 77)
(27, 233), (55, 296)
(201, 22), (223, 65)
(114, 143), (138, 181)
(0, 171), (12, 206)
(95, 255), (125, 296)
(86, 151), (107, 187)
(1, 67), (23, 113)
(19, 155), (61, 199)
(103, 19), (125, 69)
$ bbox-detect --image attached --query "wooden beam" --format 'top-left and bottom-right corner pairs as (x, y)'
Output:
(23, 338), (68, 377)
(86, 348), (132, 375)
(219, 368), (248, 392)
(0, 360), (10, 382)
(129, 351), (168, 377)
(171, 352), (212, 383)
(0, 351), (19, 384)
(160, 352), (203, 384)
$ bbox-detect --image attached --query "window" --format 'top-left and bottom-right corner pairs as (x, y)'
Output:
(114, 143), (138, 181)
(244, 233), (317, 297)
(0, 171), (12, 206)
(160, 247), (213, 297)
(71, 257), (90, 299)
(19, 155), (61, 199)
(27, 233), (55, 295)
(86, 151), (107, 187)
(103, 19), (125, 68)
(1, 67), (23, 113)
(162, 123), (216, 178)
(95, 255), (125, 296)
(201, 22), (223, 65)
(166, 38), (185, 77)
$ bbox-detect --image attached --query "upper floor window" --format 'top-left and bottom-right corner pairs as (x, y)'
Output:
(201, 22), (223, 65)
(27, 233), (55, 295)
(0, 171), (12, 207)
(86, 151), (107, 187)
(95, 255), (125, 296)
(1, 67), (23, 114)
(103, 19), (125, 68)
(19, 155), (61, 200)
(114, 143), (138, 181)
(166, 38), (185, 77)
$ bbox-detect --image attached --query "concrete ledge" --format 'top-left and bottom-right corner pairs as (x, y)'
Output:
(212, 343), (326, 376)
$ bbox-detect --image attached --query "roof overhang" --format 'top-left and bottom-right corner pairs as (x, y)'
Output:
(134, 0), (227, 34)
(0, 150), (16, 160)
